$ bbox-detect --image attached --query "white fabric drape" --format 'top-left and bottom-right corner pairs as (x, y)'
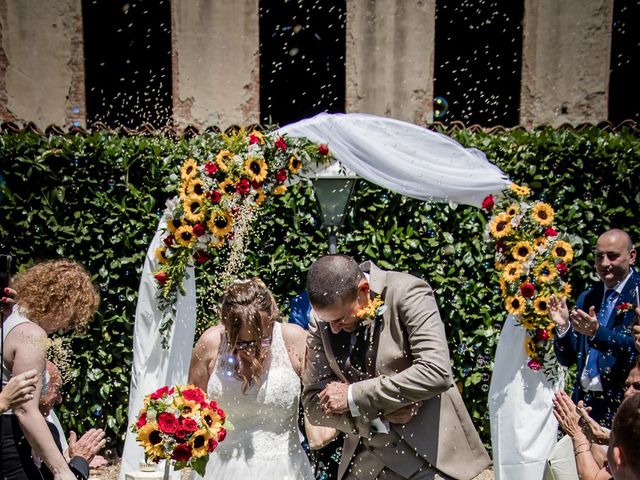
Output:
(489, 315), (563, 480)
(119, 224), (196, 480)
(279, 112), (510, 207)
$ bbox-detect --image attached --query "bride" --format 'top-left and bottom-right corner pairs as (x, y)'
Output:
(188, 278), (327, 479)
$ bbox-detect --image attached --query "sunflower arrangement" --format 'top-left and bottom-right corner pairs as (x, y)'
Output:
(132, 384), (228, 476)
(482, 183), (574, 377)
(153, 129), (331, 344)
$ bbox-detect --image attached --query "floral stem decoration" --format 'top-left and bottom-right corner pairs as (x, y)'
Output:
(153, 129), (331, 346)
(132, 384), (229, 477)
(483, 183), (574, 379)
(356, 295), (387, 344)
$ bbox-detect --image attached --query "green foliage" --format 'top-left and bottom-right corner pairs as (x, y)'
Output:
(1, 125), (639, 452)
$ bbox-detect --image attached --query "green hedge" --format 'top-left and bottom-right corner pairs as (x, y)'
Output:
(1, 125), (639, 453)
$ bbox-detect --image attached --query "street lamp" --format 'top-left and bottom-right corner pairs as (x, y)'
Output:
(311, 175), (357, 253)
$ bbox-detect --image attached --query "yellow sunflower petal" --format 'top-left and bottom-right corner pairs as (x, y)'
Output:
(489, 212), (513, 239)
(532, 202), (555, 226)
(180, 158), (198, 180)
(552, 240), (574, 263)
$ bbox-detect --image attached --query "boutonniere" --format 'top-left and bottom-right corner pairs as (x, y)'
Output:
(356, 295), (387, 327)
(616, 302), (635, 315)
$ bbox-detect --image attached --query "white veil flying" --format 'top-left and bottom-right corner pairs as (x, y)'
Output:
(119, 113), (511, 478)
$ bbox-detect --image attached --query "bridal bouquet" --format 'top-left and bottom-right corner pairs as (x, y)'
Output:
(483, 183), (574, 378)
(153, 128), (330, 344)
(133, 384), (228, 477)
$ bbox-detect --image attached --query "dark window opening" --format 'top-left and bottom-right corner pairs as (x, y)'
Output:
(433, 1), (524, 127)
(609, 0), (640, 124)
(82, 0), (172, 129)
(259, 0), (346, 127)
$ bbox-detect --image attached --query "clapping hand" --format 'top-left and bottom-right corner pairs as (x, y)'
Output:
(553, 391), (583, 439)
(319, 381), (349, 415)
(0, 369), (38, 412)
(570, 307), (599, 337)
(576, 400), (610, 445)
(549, 295), (570, 329)
(67, 429), (106, 464)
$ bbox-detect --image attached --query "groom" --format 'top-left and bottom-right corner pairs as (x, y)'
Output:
(302, 254), (490, 480)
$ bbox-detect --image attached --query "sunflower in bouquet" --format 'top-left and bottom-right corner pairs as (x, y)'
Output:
(483, 183), (574, 377)
(133, 384), (228, 476)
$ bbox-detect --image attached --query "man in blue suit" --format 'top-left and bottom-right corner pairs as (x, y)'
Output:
(550, 229), (640, 427)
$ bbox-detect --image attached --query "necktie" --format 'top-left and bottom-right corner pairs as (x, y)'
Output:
(349, 327), (369, 374)
(584, 288), (617, 381)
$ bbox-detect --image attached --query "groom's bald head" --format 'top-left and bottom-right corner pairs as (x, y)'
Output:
(307, 254), (363, 308)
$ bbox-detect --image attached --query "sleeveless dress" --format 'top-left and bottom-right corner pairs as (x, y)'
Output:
(199, 322), (314, 480)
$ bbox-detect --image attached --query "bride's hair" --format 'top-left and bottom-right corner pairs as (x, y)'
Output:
(220, 277), (281, 393)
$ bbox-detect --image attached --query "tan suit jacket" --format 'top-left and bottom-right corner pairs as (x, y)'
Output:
(302, 262), (491, 480)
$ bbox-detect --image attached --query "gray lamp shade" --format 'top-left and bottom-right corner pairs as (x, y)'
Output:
(311, 176), (357, 227)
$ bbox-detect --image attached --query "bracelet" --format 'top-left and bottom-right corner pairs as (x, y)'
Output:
(574, 442), (591, 450)
(575, 449), (591, 456)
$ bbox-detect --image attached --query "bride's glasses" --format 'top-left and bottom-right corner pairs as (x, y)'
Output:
(231, 336), (272, 356)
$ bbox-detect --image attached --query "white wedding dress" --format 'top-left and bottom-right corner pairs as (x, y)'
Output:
(196, 322), (314, 480)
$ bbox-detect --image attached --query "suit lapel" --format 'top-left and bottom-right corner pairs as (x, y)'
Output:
(609, 270), (640, 327)
(359, 260), (388, 376)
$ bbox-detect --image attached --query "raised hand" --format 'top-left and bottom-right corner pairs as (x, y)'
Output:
(0, 369), (38, 413)
(549, 295), (570, 329)
(67, 428), (106, 463)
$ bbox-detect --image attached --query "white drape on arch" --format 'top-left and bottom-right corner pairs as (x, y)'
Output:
(120, 113), (517, 478)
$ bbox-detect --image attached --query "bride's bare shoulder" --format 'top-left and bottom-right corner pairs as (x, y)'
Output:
(196, 324), (225, 350)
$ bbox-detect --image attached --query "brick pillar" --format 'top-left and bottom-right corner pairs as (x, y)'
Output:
(520, 0), (613, 127)
(345, 0), (435, 124)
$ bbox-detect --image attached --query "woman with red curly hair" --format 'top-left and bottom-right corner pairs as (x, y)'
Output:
(1, 259), (99, 480)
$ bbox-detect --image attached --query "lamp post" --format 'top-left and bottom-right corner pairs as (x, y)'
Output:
(311, 175), (357, 253)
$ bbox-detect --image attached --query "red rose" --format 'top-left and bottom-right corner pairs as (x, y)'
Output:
(136, 411), (147, 429)
(208, 400), (218, 410)
(527, 359), (542, 371)
(496, 241), (507, 254)
(275, 168), (287, 183)
(182, 388), (206, 404)
(216, 408), (226, 423)
(158, 412), (179, 434)
(519, 282), (535, 298)
(250, 180), (263, 190)
(236, 177), (251, 195)
(181, 417), (198, 433)
(209, 190), (222, 204)
(536, 329), (550, 341)
(175, 427), (188, 439)
(194, 251), (209, 264)
(204, 162), (218, 176)
(150, 386), (174, 400)
(481, 195), (494, 210)
(318, 144), (329, 155)
(171, 443), (192, 462)
(545, 227), (558, 237)
(556, 262), (568, 276)
(192, 223), (206, 237)
(248, 134), (260, 145)
(274, 137), (287, 151)
(217, 427), (227, 442)
(154, 272), (168, 284)
(163, 235), (174, 247)
(208, 438), (218, 452)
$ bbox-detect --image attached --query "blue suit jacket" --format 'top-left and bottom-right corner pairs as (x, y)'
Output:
(554, 269), (640, 426)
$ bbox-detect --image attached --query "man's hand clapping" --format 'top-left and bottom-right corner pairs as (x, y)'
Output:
(319, 382), (349, 415)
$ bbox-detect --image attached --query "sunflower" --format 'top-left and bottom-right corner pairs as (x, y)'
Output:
(552, 240), (574, 263)
(562, 283), (572, 297)
(535, 261), (557, 283)
(216, 150), (233, 172)
(136, 422), (165, 458)
(173, 396), (199, 416)
(273, 185), (287, 195)
(179, 181), (190, 201)
(495, 260), (508, 271)
(510, 183), (531, 197)
(175, 225), (196, 247)
(201, 407), (223, 432)
(502, 261), (522, 283)
(184, 195), (205, 223)
(512, 241), (534, 261)
(288, 155), (302, 174)
(506, 204), (519, 216)
(207, 212), (233, 237)
(489, 212), (513, 239)
(254, 188), (266, 206)
(219, 179), (236, 195)
(189, 428), (212, 458)
(499, 276), (509, 296)
(244, 157), (268, 183)
(533, 237), (548, 249)
(155, 247), (168, 264)
(167, 217), (184, 234)
(505, 295), (526, 315)
(534, 296), (550, 316)
(531, 203), (555, 226)
(521, 316), (536, 329)
(524, 337), (537, 358)
(186, 178), (207, 198)
(180, 158), (198, 180)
